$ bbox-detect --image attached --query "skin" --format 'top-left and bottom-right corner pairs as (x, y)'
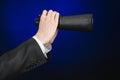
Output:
(35, 10), (59, 46)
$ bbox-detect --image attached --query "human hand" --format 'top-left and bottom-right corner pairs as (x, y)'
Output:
(35, 10), (59, 46)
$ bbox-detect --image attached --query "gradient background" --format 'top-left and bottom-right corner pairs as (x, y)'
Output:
(0, 0), (119, 80)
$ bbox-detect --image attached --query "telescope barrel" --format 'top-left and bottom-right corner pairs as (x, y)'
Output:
(35, 14), (93, 32)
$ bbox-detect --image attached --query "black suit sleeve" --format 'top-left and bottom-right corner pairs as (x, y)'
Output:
(0, 38), (48, 80)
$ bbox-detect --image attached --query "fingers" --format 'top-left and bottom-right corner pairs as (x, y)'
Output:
(42, 10), (47, 16)
(51, 11), (56, 20)
(41, 10), (59, 21)
(41, 10), (47, 18)
(47, 10), (53, 18)
(54, 12), (59, 23)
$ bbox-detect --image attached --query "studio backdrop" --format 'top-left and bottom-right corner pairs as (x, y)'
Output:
(0, 0), (117, 80)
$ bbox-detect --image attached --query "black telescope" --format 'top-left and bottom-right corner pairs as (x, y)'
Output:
(35, 14), (93, 32)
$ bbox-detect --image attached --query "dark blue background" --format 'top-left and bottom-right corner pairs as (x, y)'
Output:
(0, 0), (119, 80)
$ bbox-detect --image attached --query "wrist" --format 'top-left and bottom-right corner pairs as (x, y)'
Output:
(35, 33), (49, 47)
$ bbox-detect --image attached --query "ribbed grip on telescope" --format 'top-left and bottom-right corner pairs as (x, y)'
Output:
(35, 14), (93, 32)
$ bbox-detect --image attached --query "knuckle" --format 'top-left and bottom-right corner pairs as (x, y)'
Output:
(54, 11), (57, 13)
(53, 11), (57, 14)
(43, 10), (47, 13)
(49, 10), (53, 12)
(53, 11), (56, 14)
(57, 12), (59, 15)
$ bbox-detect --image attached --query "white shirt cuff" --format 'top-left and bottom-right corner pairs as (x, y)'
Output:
(32, 36), (52, 58)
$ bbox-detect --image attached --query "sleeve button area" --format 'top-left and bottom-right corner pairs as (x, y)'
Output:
(25, 60), (40, 71)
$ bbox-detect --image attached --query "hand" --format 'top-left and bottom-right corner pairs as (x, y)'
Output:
(35, 10), (59, 46)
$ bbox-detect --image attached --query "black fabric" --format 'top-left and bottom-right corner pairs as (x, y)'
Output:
(0, 38), (48, 80)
